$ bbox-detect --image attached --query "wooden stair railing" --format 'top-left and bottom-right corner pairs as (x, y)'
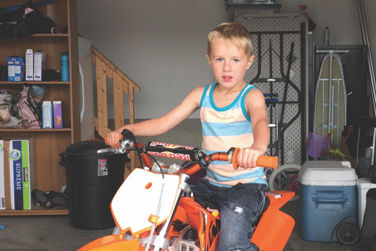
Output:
(91, 46), (140, 169)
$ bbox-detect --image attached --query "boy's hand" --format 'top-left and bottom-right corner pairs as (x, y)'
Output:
(106, 129), (123, 148)
(237, 147), (265, 169)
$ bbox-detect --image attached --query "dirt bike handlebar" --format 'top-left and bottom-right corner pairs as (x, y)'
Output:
(104, 129), (278, 171)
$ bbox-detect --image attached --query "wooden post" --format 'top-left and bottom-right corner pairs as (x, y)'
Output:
(95, 60), (109, 138)
(113, 73), (125, 130)
(128, 83), (135, 124)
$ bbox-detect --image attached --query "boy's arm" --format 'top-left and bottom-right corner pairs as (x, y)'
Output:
(237, 88), (270, 168)
(106, 86), (205, 147)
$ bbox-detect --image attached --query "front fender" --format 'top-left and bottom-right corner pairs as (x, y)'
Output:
(78, 235), (142, 251)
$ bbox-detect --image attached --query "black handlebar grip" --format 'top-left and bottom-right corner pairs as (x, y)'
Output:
(121, 129), (135, 141)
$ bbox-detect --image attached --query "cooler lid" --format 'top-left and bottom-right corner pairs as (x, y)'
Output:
(299, 161), (357, 186)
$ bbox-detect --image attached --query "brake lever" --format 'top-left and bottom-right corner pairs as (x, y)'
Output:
(97, 148), (124, 154)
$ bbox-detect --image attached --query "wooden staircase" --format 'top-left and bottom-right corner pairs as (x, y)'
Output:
(91, 46), (140, 169)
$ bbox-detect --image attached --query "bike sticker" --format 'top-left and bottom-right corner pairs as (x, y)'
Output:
(148, 151), (192, 161)
(146, 141), (197, 160)
(97, 158), (108, 176)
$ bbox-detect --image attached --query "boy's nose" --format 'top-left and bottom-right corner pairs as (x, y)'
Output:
(223, 61), (231, 71)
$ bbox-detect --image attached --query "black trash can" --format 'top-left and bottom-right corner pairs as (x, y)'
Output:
(60, 140), (128, 229)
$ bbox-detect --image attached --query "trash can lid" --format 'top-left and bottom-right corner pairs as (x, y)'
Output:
(65, 140), (111, 156)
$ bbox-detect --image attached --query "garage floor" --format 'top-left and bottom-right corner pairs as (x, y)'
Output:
(0, 200), (362, 251)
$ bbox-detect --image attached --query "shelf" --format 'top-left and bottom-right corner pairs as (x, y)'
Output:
(0, 128), (71, 133)
(0, 208), (68, 216)
(0, 0), (80, 217)
(0, 81), (70, 85)
(31, 33), (69, 38)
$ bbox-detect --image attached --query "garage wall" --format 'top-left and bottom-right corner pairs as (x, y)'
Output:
(77, 0), (376, 121)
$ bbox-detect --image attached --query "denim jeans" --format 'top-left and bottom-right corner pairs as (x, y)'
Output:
(191, 179), (267, 251)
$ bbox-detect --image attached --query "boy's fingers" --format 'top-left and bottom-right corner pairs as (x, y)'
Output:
(237, 148), (262, 169)
(105, 132), (120, 147)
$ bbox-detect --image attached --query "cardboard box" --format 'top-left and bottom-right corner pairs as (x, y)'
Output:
(25, 49), (34, 81)
(42, 101), (53, 129)
(21, 140), (31, 210)
(9, 140), (24, 210)
(7, 139), (32, 210)
(33, 51), (45, 81)
(7, 56), (24, 82)
(53, 101), (63, 128)
(1, 139), (34, 210)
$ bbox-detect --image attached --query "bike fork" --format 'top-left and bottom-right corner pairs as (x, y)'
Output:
(148, 174), (190, 250)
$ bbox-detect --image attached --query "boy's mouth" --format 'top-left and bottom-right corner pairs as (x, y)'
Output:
(222, 75), (232, 82)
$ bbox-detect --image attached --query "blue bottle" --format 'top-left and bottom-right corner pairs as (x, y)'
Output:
(61, 52), (69, 81)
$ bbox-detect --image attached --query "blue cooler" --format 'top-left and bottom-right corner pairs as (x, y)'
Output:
(299, 161), (357, 242)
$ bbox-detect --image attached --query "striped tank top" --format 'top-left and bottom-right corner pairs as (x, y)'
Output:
(199, 83), (267, 187)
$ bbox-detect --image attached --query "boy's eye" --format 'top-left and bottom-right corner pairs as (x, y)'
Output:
(215, 58), (223, 62)
(233, 58), (240, 63)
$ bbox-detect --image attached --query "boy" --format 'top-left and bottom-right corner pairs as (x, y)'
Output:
(107, 22), (269, 250)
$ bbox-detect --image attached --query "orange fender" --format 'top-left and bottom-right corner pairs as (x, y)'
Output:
(252, 191), (295, 251)
(78, 235), (142, 251)
(252, 208), (295, 251)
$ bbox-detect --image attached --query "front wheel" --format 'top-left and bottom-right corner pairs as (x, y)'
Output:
(268, 164), (301, 201)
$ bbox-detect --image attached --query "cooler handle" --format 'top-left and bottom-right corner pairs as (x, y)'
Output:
(312, 197), (348, 204)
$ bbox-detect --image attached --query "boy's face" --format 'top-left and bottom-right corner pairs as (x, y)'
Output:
(206, 37), (254, 89)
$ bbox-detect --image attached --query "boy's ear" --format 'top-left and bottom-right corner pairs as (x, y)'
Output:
(206, 54), (212, 65)
(246, 55), (255, 69)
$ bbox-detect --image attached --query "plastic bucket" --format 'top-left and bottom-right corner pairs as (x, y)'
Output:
(306, 133), (329, 159)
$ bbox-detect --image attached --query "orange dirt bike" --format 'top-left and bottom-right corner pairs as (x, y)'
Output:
(79, 129), (295, 251)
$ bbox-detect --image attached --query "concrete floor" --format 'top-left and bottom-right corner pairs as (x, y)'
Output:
(0, 199), (362, 251)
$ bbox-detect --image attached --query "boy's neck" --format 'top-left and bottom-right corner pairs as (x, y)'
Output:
(216, 80), (247, 94)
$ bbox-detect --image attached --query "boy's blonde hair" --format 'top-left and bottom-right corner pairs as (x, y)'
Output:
(207, 22), (253, 57)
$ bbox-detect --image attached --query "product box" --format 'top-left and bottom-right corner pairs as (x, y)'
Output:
(21, 140), (31, 210)
(7, 56), (24, 81)
(299, 161), (357, 242)
(42, 101), (53, 129)
(33, 51), (45, 81)
(25, 49), (34, 81)
(0, 140), (5, 209)
(9, 140), (23, 210)
(53, 101), (63, 128)
(8, 139), (31, 210)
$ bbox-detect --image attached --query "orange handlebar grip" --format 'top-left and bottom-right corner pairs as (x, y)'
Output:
(256, 156), (279, 169)
(232, 148), (240, 169)
(183, 164), (202, 176)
